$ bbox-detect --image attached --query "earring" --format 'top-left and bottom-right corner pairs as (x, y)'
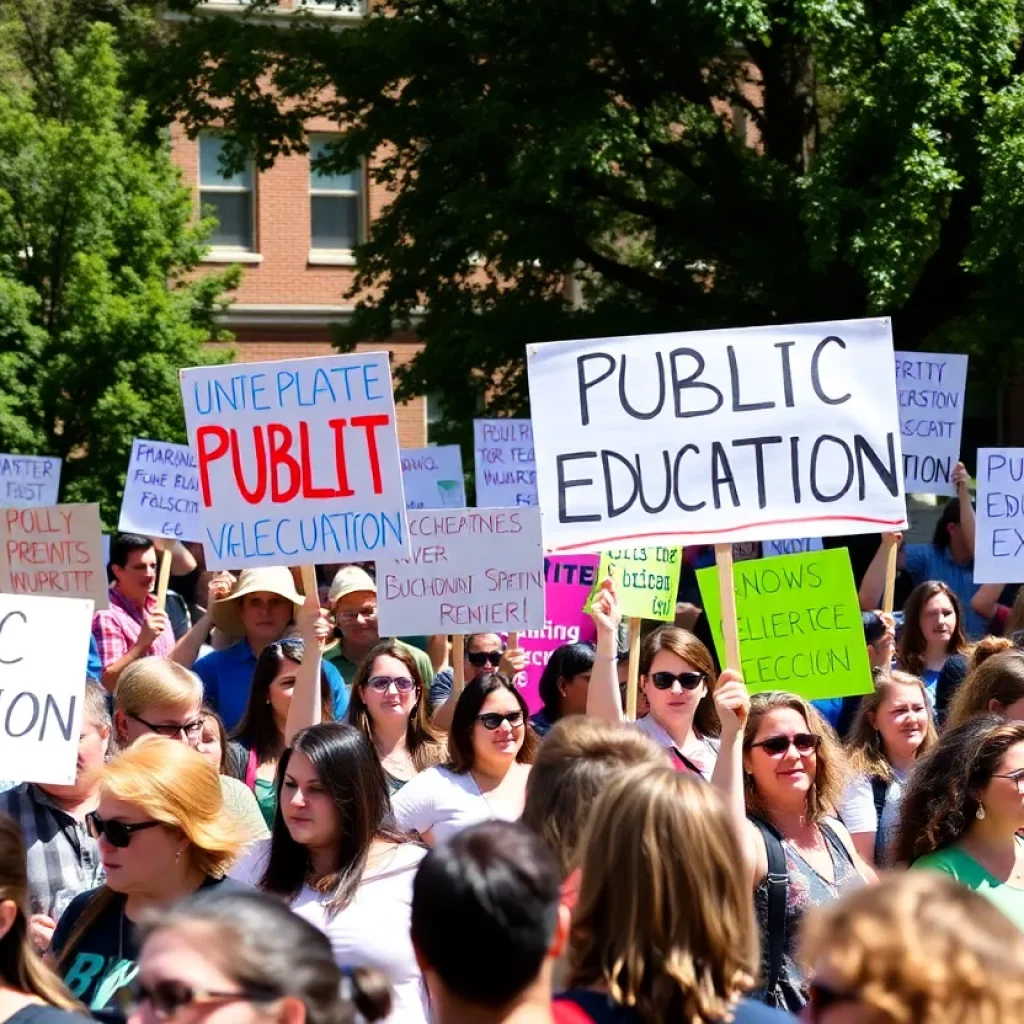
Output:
(977, 804), (986, 821)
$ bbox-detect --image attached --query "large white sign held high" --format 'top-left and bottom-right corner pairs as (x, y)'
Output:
(975, 448), (1024, 584)
(527, 318), (908, 553)
(119, 438), (201, 541)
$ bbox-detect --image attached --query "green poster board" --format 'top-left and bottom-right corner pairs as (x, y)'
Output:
(585, 547), (682, 621)
(696, 548), (873, 700)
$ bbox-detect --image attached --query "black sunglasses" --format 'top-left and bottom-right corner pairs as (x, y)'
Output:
(477, 711), (524, 730)
(86, 811), (162, 848)
(116, 979), (275, 1020)
(467, 650), (503, 668)
(750, 732), (821, 756)
(649, 670), (706, 691)
(806, 980), (859, 1021)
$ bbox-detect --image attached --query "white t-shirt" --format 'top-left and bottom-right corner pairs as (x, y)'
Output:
(839, 769), (908, 855)
(633, 714), (720, 781)
(231, 840), (428, 1024)
(391, 765), (519, 844)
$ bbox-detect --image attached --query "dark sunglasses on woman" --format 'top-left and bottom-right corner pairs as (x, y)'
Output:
(477, 711), (524, 730)
(116, 979), (276, 1020)
(749, 732), (822, 756)
(467, 650), (503, 668)
(649, 670), (707, 691)
(86, 812), (162, 848)
(365, 675), (416, 693)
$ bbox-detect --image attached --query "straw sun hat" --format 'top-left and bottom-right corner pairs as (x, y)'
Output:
(212, 566), (305, 638)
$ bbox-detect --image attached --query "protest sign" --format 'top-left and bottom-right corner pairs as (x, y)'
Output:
(585, 546), (681, 621)
(473, 420), (538, 507)
(895, 351), (968, 495)
(974, 448), (1024, 583)
(377, 508), (545, 635)
(518, 555), (598, 713)
(527, 317), (907, 553)
(401, 446), (466, 509)
(0, 454), (61, 507)
(102, 534), (110, 569)
(696, 548), (872, 699)
(180, 353), (409, 569)
(0, 592), (94, 785)
(762, 537), (823, 558)
(118, 438), (201, 541)
(0, 504), (107, 609)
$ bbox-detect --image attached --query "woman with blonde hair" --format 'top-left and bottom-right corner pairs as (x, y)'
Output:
(554, 763), (791, 1024)
(51, 739), (253, 1023)
(944, 647), (1024, 731)
(800, 872), (1024, 1023)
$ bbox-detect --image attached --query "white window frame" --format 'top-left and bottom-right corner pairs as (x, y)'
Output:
(198, 133), (260, 262)
(308, 136), (365, 264)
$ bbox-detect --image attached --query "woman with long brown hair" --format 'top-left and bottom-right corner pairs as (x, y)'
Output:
(945, 646), (1024, 731)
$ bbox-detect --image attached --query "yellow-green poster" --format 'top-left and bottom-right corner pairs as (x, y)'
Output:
(585, 546), (681, 621)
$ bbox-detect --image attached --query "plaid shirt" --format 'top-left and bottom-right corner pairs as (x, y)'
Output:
(91, 583), (174, 671)
(0, 784), (104, 918)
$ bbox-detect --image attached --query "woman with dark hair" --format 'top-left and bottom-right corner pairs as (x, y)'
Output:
(0, 814), (87, 1023)
(863, 610), (895, 671)
(899, 716), (1024, 930)
(232, 724), (426, 1024)
(529, 643), (595, 737)
(347, 642), (444, 793)
(392, 674), (536, 845)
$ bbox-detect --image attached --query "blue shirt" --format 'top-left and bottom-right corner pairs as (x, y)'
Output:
(194, 640), (349, 731)
(87, 636), (102, 682)
(904, 543), (984, 639)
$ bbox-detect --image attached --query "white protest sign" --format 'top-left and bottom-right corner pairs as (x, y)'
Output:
(0, 454), (61, 507)
(377, 508), (545, 635)
(895, 351), (968, 496)
(118, 438), (201, 541)
(473, 419), (538, 507)
(0, 504), (108, 609)
(974, 448), (1024, 583)
(527, 317), (908, 553)
(762, 537), (824, 557)
(180, 353), (410, 569)
(401, 446), (466, 509)
(0, 593), (93, 785)
(102, 534), (110, 570)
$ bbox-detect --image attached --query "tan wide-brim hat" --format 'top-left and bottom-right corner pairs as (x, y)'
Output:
(327, 565), (377, 608)
(212, 566), (305, 639)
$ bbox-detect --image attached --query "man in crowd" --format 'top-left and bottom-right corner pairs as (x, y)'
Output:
(411, 821), (568, 1024)
(0, 682), (110, 949)
(430, 632), (527, 731)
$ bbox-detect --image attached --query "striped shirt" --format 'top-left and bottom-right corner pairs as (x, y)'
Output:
(91, 584), (174, 672)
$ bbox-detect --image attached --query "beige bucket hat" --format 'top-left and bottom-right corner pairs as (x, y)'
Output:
(327, 565), (377, 608)
(212, 566), (305, 638)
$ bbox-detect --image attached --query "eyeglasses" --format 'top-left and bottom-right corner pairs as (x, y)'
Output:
(805, 980), (859, 1022)
(750, 733), (822, 756)
(365, 675), (416, 694)
(992, 771), (1024, 793)
(86, 812), (162, 849)
(477, 711), (524, 730)
(467, 650), (503, 668)
(649, 670), (706, 691)
(337, 606), (377, 624)
(116, 979), (274, 1020)
(127, 712), (205, 739)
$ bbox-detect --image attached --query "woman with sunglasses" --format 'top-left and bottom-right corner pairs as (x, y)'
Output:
(50, 738), (253, 1024)
(347, 642), (444, 794)
(127, 889), (390, 1024)
(393, 674), (536, 845)
(897, 715), (1024, 930)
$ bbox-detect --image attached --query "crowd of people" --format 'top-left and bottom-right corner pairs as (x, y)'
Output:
(5, 468), (1024, 1024)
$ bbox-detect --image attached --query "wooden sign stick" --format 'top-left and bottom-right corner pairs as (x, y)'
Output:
(714, 543), (742, 673)
(626, 617), (641, 722)
(452, 634), (466, 700)
(882, 542), (898, 615)
(154, 547), (173, 613)
(299, 565), (325, 651)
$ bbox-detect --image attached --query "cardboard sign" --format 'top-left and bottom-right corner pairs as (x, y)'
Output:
(0, 504), (108, 609)
(180, 353), (409, 569)
(518, 555), (599, 713)
(473, 419), (538, 507)
(401, 446), (466, 509)
(0, 593), (94, 785)
(586, 546), (681, 621)
(895, 351), (968, 495)
(974, 448), (1024, 583)
(696, 548), (873, 700)
(527, 318), (907, 553)
(118, 438), (201, 541)
(0, 454), (61, 507)
(376, 508), (545, 635)
(762, 537), (824, 557)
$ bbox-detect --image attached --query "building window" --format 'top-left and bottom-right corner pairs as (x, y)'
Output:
(309, 137), (362, 251)
(199, 134), (255, 250)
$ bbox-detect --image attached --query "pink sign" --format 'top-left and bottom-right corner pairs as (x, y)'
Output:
(518, 555), (599, 713)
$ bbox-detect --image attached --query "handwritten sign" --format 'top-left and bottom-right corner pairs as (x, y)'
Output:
(527, 318), (907, 553)
(696, 548), (872, 700)
(0, 593), (94, 785)
(0, 454), (61, 507)
(974, 448), (1024, 583)
(118, 439), (201, 541)
(586, 547), (681, 621)
(762, 537), (823, 557)
(180, 353), (409, 569)
(518, 555), (598, 713)
(895, 351), (968, 495)
(376, 508), (545, 635)
(401, 446), (466, 509)
(0, 504), (107, 609)
(473, 419), (538, 507)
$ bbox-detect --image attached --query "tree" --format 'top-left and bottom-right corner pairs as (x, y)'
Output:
(151, 0), (1024, 449)
(0, 22), (238, 524)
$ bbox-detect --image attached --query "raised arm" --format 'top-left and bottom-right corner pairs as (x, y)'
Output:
(858, 532), (903, 610)
(710, 673), (756, 873)
(286, 594), (325, 745)
(953, 461), (975, 558)
(170, 572), (234, 668)
(971, 582), (1005, 624)
(586, 578), (626, 724)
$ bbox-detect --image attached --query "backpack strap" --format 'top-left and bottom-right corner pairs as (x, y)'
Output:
(870, 776), (890, 866)
(749, 816), (788, 996)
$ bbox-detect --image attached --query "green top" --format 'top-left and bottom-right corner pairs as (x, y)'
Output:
(912, 842), (1024, 932)
(325, 636), (435, 691)
(254, 777), (277, 830)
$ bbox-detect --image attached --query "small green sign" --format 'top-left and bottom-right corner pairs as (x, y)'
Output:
(585, 546), (681, 621)
(696, 548), (872, 700)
